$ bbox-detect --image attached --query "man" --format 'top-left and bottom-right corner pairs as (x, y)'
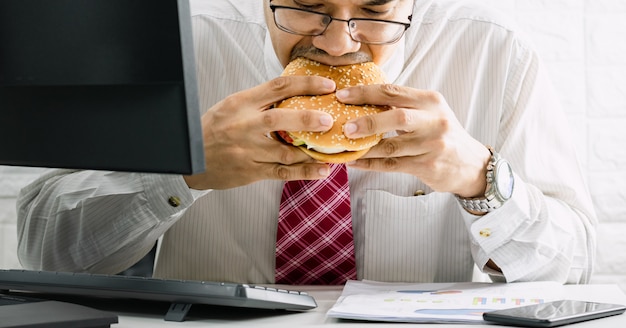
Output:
(17, 0), (596, 285)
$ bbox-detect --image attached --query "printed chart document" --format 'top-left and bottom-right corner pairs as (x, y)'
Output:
(327, 280), (564, 323)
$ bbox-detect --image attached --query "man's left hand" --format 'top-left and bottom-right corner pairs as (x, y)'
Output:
(337, 84), (490, 198)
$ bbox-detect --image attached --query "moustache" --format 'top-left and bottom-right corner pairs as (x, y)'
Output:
(289, 46), (372, 63)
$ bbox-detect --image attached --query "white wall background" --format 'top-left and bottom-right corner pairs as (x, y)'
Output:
(479, 0), (626, 288)
(1, 0), (625, 288)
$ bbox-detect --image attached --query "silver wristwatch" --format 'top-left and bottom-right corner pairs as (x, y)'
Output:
(457, 146), (514, 213)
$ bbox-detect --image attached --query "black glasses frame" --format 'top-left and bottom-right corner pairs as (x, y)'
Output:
(269, 4), (412, 45)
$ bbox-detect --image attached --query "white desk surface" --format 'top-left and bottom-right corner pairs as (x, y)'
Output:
(111, 284), (626, 327)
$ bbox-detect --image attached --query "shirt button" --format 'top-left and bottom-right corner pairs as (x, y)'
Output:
(479, 228), (491, 237)
(168, 196), (181, 207)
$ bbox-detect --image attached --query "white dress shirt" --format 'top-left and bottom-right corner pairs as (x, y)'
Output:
(17, 0), (597, 284)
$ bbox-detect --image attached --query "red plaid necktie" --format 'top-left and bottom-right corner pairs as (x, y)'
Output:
(275, 163), (356, 285)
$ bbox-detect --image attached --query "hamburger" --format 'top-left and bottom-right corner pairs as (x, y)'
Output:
(274, 57), (387, 163)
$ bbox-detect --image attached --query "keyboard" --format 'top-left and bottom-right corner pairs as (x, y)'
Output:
(0, 269), (317, 321)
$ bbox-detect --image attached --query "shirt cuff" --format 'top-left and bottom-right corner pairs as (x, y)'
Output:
(189, 187), (211, 200)
(461, 173), (531, 276)
(139, 174), (205, 220)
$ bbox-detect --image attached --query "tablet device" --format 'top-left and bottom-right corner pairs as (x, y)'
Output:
(483, 300), (626, 327)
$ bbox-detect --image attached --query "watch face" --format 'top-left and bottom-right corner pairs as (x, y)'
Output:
(495, 161), (514, 200)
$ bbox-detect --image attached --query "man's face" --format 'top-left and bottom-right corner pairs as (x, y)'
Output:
(264, 0), (413, 67)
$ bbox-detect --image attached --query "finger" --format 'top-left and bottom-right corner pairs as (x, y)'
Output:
(248, 75), (336, 110)
(245, 76), (336, 133)
(336, 84), (444, 109)
(264, 162), (332, 181)
(358, 134), (430, 159)
(343, 107), (437, 139)
(348, 154), (428, 175)
(348, 156), (399, 172)
(256, 137), (332, 180)
(255, 134), (326, 166)
(257, 136), (312, 164)
(260, 107), (334, 134)
(338, 86), (448, 139)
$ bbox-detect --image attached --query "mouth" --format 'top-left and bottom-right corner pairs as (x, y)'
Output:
(295, 55), (373, 68)
(290, 47), (372, 67)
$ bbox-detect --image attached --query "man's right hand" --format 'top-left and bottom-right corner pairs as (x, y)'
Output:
(183, 75), (336, 190)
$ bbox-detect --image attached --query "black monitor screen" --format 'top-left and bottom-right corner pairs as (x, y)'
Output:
(0, 0), (205, 174)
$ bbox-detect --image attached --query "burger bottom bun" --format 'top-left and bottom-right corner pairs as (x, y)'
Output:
(299, 146), (370, 163)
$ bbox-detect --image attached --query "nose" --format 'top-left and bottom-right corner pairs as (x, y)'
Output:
(311, 19), (361, 57)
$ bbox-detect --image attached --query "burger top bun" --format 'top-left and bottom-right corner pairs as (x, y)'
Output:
(276, 57), (387, 163)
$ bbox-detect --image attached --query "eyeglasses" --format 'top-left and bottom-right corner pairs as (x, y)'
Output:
(269, 4), (412, 45)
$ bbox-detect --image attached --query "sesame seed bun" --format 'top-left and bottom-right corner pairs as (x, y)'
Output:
(276, 57), (387, 163)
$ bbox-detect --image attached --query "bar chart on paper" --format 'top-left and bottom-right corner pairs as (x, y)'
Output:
(327, 280), (563, 323)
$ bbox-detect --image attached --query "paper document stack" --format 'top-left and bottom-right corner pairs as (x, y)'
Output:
(327, 280), (565, 323)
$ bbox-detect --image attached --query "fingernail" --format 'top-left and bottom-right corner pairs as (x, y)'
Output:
(336, 89), (349, 100)
(319, 167), (330, 177)
(343, 122), (357, 135)
(320, 114), (333, 127)
(323, 79), (336, 90)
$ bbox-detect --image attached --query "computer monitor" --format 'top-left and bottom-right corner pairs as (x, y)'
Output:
(0, 0), (205, 174)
